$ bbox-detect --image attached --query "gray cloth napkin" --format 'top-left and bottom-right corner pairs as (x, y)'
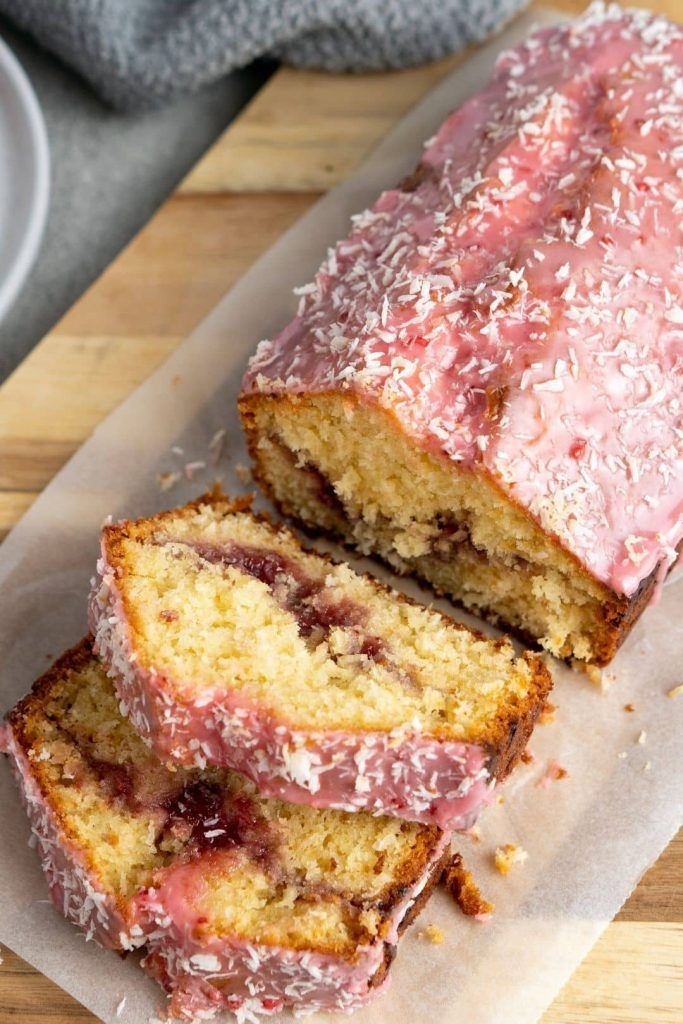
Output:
(0, 0), (527, 110)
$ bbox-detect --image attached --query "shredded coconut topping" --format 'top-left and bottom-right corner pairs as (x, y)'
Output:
(242, 3), (683, 598)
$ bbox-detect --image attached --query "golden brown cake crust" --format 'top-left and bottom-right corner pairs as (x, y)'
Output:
(368, 842), (452, 990)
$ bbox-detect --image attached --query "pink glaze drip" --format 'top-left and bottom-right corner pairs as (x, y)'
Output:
(90, 551), (495, 830)
(241, 4), (683, 599)
(2, 720), (450, 1021)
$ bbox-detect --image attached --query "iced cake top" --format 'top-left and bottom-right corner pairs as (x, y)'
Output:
(242, 3), (683, 598)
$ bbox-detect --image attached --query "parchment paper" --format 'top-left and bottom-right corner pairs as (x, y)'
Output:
(1, 9), (681, 1024)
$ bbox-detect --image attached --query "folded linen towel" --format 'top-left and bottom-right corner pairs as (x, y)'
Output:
(0, 0), (527, 110)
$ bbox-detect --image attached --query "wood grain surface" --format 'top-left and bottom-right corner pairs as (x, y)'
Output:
(0, 2), (681, 1021)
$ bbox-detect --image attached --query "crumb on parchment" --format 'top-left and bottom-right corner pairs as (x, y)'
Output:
(538, 701), (557, 725)
(443, 853), (494, 920)
(585, 664), (603, 687)
(420, 924), (445, 944)
(570, 659), (607, 688)
(536, 759), (569, 789)
(494, 844), (528, 876)
(667, 684), (683, 698)
(158, 471), (181, 492)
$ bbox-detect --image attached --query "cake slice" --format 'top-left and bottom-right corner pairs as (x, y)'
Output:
(0, 640), (451, 1020)
(89, 491), (551, 829)
(239, 4), (683, 667)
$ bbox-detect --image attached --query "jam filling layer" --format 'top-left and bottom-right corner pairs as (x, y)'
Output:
(276, 444), (544, 582)
(158, 536), (419, 688)
(50, 721), (414, 926)
(61, 724), (279, 866)
(156, 780), (275, 862)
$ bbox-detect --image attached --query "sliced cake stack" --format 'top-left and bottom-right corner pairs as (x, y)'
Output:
(5, 5), (681, 1015)
(2, 491), (551, 1020)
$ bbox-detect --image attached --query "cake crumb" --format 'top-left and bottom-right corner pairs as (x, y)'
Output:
(520, 749), (534, 764)
(494, 844), (528, 876)
(667, 684), (683, 698)
(571, 660), (605, 688)
(116, 996), (126, 1017)
(539, 701), (557, 724)
(643, 761), (651, 772)
(617, 751), (628, 760)
(157, 471), (181, 492)
(585, 664), (603, 687)
(235, 462), (251, 484)
(420, 924), (445, 944)
(463, 824), (481, 843)
(637, 730), (647, 745)
(623, 703), (635, 713)
(442, 853), (494, 919)
(536, 759), (569, 789)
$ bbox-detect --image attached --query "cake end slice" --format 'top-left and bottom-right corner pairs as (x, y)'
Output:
(1, 640), (450, 1020)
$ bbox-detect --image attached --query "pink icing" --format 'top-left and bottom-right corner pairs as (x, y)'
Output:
(241, 3), (683, 599)
(1, 720), (450, 1021)
(90, 550), (494, 830)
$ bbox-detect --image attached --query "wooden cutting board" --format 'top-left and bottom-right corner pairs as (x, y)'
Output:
(0, 2), (681, 1020)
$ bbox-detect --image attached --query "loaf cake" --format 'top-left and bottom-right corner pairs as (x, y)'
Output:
(0, 640), (451, 1020)
(239, 3), (683, 667)
(89, 491), (550, 829)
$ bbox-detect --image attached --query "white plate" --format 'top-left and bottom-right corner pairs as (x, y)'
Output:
(0, 34), (49, 322)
